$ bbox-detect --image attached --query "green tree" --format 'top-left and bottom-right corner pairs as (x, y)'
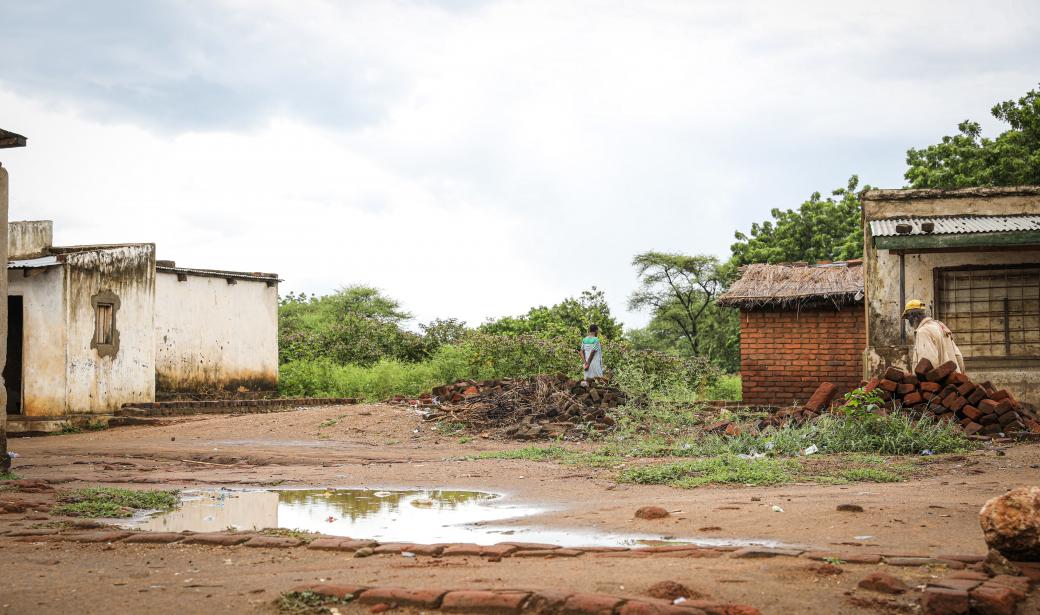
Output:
(627, 303), (739, 372)
(905, 86), (1040, 188)
(279, 285), (425, 365)
(628, 253), (730, 362)
(730, 175), (866, 267)
(480, 287), (623, 340)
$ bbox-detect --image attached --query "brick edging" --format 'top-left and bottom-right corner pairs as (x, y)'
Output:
(117, 397), (358, 417)
(289, 583), (762, 615)
(0, 528), (1007, 569)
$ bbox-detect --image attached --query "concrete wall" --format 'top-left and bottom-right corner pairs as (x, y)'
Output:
(863, 189), (1040, 405)
(740, 306), (865, 407)
(8, 220), (52, 260)
(7, 266), (67, 416)
(154, 272), (278, 396)
(64, 245), (156, 412)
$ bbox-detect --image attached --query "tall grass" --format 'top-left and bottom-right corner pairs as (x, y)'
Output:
(280, 332), (724, 402)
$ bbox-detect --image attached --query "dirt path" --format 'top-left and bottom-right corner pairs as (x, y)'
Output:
(2, 403), (1038, 614)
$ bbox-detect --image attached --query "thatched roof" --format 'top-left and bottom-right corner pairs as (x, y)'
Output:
(717, 261), (864, 310)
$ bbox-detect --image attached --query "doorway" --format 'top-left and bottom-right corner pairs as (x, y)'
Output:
(5, 295), (23, 414)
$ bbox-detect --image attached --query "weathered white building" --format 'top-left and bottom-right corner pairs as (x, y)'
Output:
(863, 187), (1040, 406)
(5, 221), (279, 432)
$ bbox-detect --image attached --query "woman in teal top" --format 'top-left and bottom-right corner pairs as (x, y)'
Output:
(580, 324), (604, 379)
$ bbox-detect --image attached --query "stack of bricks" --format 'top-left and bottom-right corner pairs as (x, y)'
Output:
(867, 359), (1040, 436)
(739, 308), (865, 407)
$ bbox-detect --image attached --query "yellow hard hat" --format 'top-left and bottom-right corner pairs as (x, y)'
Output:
(903, 299), (927, 317)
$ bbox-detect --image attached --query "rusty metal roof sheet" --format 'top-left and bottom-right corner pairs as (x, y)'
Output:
(870, 214), (1040, 237)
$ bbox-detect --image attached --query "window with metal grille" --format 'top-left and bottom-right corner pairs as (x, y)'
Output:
(95, 303), (114, 346)
(935, 265), (1040, 359)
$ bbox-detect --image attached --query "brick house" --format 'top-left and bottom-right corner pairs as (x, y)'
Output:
(717, 262), (865, 407)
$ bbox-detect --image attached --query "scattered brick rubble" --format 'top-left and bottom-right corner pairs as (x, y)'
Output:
(760, 359), (1040, 437)
(3, 526), (1038, 613)
(5, 468), (1037, 610)
(392, 375), (627, 439)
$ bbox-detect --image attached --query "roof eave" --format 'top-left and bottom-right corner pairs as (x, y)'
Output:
(873, 230), (1040, 251)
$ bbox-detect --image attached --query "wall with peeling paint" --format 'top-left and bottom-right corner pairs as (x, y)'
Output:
(8, 266), (67, 416)
(64, 245), (156, 412)
(154, 272), (278, 396)
(863, 190), (1040, 405)
(8, 220), (52, 260)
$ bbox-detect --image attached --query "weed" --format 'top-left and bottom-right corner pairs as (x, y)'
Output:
(317, 414), (347, 429)
(277, 591), (352, 615)
(837, 468), (903, 483)
(619, 456), (800, 488)
(824, 557), (846, 565)
(0, 471), (19, 481)
(85, 421), (108, 431)
(703, 374), (742, 401)
(436, 421), (466, 436)
(52, 487), (179, 518)
(458, 436), (474, 444)
(57, 424), (82, 435)
(261, 528), (320, 543)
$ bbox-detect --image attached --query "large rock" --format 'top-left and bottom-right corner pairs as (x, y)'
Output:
(979, 486), (1040, 561)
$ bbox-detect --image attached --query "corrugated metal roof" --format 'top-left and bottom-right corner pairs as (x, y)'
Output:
(8, 255), (60, 269)
(870, 214), (1040, 237)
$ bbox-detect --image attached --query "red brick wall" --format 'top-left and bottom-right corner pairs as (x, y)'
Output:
(740, 306), (865, 407)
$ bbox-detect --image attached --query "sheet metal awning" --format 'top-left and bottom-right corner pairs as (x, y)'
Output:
(8, 255), (60, 269)
(871, 215), (1040, 251)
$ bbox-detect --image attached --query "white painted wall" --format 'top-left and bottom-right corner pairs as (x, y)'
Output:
(7, 265), (66, 416)
(155, 272), (278, 395)
(64, 245), (156, 412)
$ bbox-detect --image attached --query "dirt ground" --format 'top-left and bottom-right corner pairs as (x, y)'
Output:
(2, 402), (1039, 614)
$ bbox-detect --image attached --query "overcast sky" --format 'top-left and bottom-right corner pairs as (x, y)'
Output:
(1, 1), (1038, 329)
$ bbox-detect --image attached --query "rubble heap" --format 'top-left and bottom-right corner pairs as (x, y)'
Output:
(421, 375), (627, 440)
(766, 359), (1039, 436)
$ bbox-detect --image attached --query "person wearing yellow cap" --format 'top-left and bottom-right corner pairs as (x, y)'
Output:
(903, 300), (965, 373)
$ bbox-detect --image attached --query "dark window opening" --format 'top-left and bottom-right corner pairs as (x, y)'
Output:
(936, 265), (1040, 359)
(5, 296), (23, 415)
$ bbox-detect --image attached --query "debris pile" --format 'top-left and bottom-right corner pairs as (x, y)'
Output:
(419, 375), (627, 439)
(765, 359), (1040, 436)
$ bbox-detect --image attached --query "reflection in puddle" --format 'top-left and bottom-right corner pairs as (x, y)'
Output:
(129, 488), (798, 548)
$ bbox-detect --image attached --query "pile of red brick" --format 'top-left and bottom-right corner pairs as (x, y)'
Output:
(757, 359), (1040, 437)
(866, 359), (1039, 436)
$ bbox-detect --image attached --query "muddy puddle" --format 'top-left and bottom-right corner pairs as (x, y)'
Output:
(126, 488), (799, 548)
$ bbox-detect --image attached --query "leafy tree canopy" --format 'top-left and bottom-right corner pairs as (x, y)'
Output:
(480, 287), (623, 340)
(905, 86), (1040, 188)
(279, 285), (425, 365)
(730, 175), (866, 267)
(628, 252), (731, 363)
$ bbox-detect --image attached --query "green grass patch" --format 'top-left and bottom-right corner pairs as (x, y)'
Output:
(261, 528), (320, 542)
(702, 374), (741, 401)
(277, 591), (352, 615)
(619, 455), (800, 488)
(52, 487), (179, 518)
(0, 471), (19, 481)
(618, 452), (918, 489)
